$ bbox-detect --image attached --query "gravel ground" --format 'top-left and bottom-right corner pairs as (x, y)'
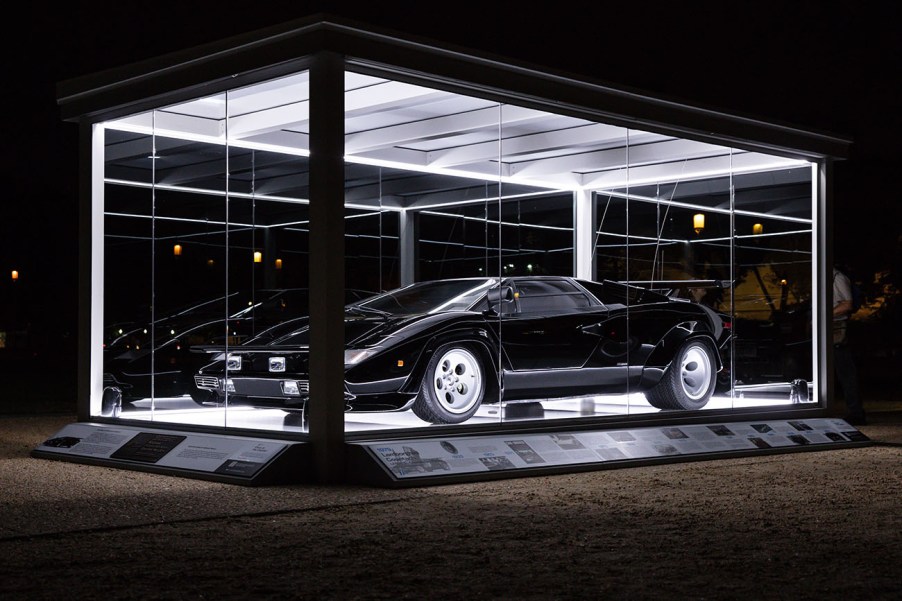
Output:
(1, 411), (900, 600)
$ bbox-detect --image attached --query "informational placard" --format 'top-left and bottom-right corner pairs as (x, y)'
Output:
(34, 422), (295, 481)
(358, 418), (870, 480)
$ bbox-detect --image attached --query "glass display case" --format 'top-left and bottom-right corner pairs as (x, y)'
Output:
(94, 65), (818, 437)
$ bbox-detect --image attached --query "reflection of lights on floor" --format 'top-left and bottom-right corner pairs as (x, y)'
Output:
(111, 385), (815, 433)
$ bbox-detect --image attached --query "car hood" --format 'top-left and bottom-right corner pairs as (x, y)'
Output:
(192, 311), (473, 354)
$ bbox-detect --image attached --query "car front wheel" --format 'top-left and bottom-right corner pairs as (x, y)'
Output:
(190, 389), (221, 406)
(413, 343), (485, 424)
(646, 339), (716, 411)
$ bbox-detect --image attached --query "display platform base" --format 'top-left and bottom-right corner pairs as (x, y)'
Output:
(347, 417), (871, 487)
(32, 422), (310, 486)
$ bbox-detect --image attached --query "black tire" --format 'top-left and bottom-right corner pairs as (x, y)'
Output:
(190, 389), (220, 406)
(412, 343), (486, 424)
(101, 387), (122, 417)
(645, 339), (716, 411)
(282, 409), (308, 430)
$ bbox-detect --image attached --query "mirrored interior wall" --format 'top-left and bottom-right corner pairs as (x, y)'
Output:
(97, 66), (816, 435)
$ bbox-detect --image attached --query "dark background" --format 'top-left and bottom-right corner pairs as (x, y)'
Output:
(1, 1), (899, 398)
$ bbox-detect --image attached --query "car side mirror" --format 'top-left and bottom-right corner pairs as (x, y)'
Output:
(485, 286), (515, 314)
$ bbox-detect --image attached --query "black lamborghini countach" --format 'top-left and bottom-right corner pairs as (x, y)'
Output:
(191, 277), (731, 424)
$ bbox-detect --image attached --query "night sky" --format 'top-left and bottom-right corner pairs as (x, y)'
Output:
(2, 1), (898, 373)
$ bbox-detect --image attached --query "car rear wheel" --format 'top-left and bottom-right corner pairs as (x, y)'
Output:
(646, 339), (716, 411)
(413, 343), (485, 424)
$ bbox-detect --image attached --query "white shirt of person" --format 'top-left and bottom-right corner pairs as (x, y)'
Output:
(833, 268), (852, 322)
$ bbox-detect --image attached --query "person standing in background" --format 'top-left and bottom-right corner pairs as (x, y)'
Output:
(833, 266), (866, 425)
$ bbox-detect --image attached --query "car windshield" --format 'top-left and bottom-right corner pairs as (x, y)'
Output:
(352, 279), (496, 315)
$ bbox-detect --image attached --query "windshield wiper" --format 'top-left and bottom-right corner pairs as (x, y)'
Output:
(345, 304), (391, 319)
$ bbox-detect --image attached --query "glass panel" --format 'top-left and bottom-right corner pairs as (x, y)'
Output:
(343, 72), (503, 431)
(731, 167), (814, 406)
(148, 104), (230, 425)
(102, 130), (154, 415)
(345, 165), (399, 294)
(500, 194), (574, 277)
(417, 198), (500, 280)
(594, 192), (629, 284)
(149, 177), (228, 419)
(217, 146), (312, 430)
(98, 72), (314, 432)
(623, 140), (734, 417)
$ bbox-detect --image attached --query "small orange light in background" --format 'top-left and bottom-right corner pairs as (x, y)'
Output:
(207, 259), (215, 267)
(275, 258), (283, 270)
(780, 279), (788, 286)
(11, 270), (18, 281)
(254, 251), (262, 263)
(397, 360), (404, 367)
(693, 213), (705, 234)
(173, 244), (182, 256)
(752, 223), (764, 235)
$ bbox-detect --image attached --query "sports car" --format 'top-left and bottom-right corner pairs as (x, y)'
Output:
(191, 276), (731, 424)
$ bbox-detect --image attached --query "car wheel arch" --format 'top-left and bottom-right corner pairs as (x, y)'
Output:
(399, 330), (499, 396)
(644, 322), (722, 373)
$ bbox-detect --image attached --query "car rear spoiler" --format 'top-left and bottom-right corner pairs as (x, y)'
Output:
(622, 279), (734, 298)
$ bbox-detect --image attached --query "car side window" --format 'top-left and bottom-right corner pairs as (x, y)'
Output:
(513, 280), (592, 315)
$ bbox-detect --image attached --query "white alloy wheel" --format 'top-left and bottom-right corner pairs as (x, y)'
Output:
(679, 343), (714, 401)
(429, 347), (484, 415)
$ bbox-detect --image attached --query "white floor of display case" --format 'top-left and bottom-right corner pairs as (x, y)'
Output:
(113, 384), (815, 434)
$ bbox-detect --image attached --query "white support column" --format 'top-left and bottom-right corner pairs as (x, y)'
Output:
(574, 189), (594, 280)
(85, 123), (105, 420)
(398, 208), (415, 286)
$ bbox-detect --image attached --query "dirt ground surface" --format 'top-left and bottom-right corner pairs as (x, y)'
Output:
(1, 407), (900, 601)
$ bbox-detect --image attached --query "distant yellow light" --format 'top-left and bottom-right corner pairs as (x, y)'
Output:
(253, 251), (262, 263)
(397, 360), (404, 367)
(173, 244), (182, 256)
(752, 223), (764, 235)
(780, 279), (788, 286)
(11, 270), (18, 281)
(275, 258), (283, 269)
(693, 213), (705, 234)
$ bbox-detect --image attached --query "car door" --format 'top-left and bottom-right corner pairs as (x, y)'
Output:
(500, 279), (605, 371)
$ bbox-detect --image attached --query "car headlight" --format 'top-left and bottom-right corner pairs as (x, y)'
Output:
(344, 348), (380, 365)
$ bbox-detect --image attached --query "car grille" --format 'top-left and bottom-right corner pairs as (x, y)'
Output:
(195, 375), (220, 389)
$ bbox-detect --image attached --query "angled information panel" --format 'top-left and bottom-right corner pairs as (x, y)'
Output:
(352, 418), (870, 485)
(32, 422), (309, 485)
